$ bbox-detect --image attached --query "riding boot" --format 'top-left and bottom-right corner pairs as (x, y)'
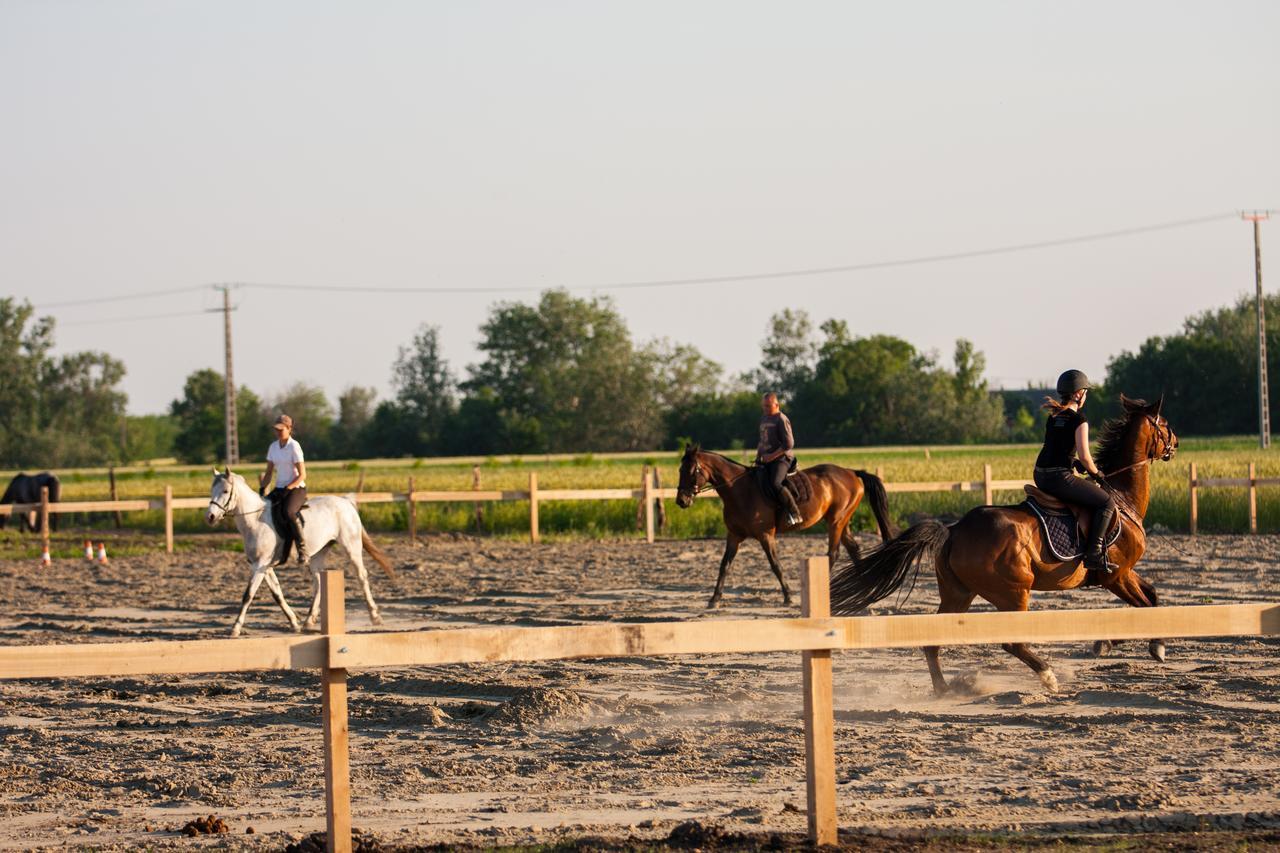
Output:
(292, 516), (309, 565)
(1082, 505), (1117, 573)
(778, 487), (803, 526)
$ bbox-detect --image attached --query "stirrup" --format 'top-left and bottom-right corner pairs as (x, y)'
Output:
(1083, 549), (1116, 574)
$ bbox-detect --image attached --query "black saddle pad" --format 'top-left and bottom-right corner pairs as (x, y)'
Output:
(784, 469), (813, 505)
(1022, 498), (1121, 561)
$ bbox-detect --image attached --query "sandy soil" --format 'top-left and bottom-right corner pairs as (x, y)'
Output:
(0, 531), (1278, 850)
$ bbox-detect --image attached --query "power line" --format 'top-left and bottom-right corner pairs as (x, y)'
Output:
(34, 284), (207, 309)
(240, 210), (1239, 295)
(26, 210), (1248, 309)
(57, 308), (215, 327)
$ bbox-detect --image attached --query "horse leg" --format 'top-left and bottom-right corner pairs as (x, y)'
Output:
(923, 561), (975, 696)
(262, 568), (302, 633)
(348, 541), (383, 627)
(1099, 572), (1165, 662)
(230, 567), (270, 638)
(708, 532), (743, 609)
(759, 533), (793, 607)
(841, 525), (862, 564)
(986, 588), (1059, 692)
(303, 554), (324, 630)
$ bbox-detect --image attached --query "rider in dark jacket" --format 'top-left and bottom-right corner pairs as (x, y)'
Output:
(1033, 370), (1116, 572)
(757, 393), (802, 525)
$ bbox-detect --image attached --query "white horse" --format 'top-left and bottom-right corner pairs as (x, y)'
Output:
(204, 469), (395, 637)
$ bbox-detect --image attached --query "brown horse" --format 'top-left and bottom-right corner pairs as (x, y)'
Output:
(675, 444), (895, 608)
(829, 395), (1178, 694)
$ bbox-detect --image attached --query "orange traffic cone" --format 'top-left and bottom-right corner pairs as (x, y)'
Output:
(39, 544), (52, 566)
(84, 539), (94, 561)
(96, 542), (109, 565)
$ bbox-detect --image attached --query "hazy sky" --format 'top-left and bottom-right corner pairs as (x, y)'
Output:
(3, 1), (1278, 415)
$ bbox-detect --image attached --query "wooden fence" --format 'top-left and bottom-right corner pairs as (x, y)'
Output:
(1, 555), (1277, 852)
(2, 462), (1276, 553)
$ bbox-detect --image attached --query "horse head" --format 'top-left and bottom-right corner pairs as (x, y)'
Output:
(206, 468), (237, 526)
(675, 443), (705, 509)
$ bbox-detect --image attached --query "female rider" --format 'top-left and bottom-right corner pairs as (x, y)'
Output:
(259, 413), (308, 565)
(1033, 370), (1115, 573)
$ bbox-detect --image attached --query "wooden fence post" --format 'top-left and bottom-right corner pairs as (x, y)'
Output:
(39, 486), (50, 548)
(635, 465), (649, 531)
(653, 467), (667, 531)
(983, 464), (993, 506)
(355, 471), (365, 494)
(321, 568), (352, 853)
(1248, 463), (1257, 535)
(163, 486), (174, 554)
(643, 467), (655, 544)
(529, 471), (540, 544)
(472, 466), (483, 530)
(108, 466), (122, 528)
(1189, 462), (1198, 537)
(801, 555), (838, 846)
(407, 477), (417, 543)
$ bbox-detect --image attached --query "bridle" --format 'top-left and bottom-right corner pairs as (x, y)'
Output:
(677, 452), (753, 502)
(1093, 412), (1176, 530)
(207, 477), (266, 520)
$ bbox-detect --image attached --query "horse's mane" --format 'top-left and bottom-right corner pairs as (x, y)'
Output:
(686, 446), (747, 469)
(1094, 398), (1147, 473)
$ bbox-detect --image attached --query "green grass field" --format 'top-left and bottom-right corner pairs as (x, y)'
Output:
(4, 437), (1276, 552)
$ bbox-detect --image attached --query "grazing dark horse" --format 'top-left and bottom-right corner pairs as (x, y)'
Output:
(0, 472), (61, 532)
(830, 395), (1177, 695)
(675, 444), (895, 608)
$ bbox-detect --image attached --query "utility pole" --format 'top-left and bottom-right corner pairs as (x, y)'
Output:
(209, 285), (240, 466)
(1243, 212), (1272, 449)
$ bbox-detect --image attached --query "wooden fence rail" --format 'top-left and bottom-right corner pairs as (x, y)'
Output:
(0, 558), (1277, 852)
(4, 462), (1278, 554)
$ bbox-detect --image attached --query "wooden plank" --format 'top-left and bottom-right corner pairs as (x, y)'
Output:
(1189, 462), (1198, 537)
(410, 490), (526, 502)
(529, 472), (539, 544)
(331, 603), (1280, 669)
(0, 636), (326, 679)
(0, 500), (153, 514)
(351, 492), (397, 503)
(988, 479), (1033, 490)
(164, 486), (174, 554)
(884, 481), (981, 493)
(1199, 477), (1252, 488)
(321, 569), (352, 853)
(535, 488), (643, 501)
(172, 497), (213, 510)
(801, 557), (838, 845)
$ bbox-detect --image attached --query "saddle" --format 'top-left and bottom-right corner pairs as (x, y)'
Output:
(1021, 485), (1121, 562)
(752, 461), (814, 508)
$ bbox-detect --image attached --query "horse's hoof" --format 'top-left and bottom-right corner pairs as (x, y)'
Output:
(1149, 640), (1167, 663)
(1038, 669), (1060, 693)
(932, 684), (949, 698)
(1092, 640), (1112, 658)
(230, 626), (243, 639)
(371, 614), (384, 627)
(706, 598), (721, 610)
(291, 623), (303, 634)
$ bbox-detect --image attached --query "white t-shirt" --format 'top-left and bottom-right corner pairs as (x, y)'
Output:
(266, 437), (306, 489)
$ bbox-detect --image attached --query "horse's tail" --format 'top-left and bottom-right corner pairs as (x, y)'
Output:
(854, 470), (896, 541)
(360, 529), (398, 583)
(830, 520), (950, 615)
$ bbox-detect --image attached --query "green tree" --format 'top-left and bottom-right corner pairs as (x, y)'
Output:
(750, 309), (817, 403)
(170, 369), (267, 464)
(121, 415), (179, 463)
(0, 298), (130, 467)
(462, 290), (661, 452)
(333, 386), (377, 457)
(266, 383), (335, 458)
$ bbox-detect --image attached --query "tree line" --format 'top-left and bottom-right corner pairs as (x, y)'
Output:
(1, 290), (1274, 468)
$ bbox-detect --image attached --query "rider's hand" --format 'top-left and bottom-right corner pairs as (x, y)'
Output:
(1071, 459), (1087, 475)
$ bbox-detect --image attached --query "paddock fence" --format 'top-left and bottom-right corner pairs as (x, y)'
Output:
(2, 462), (1275, 553)
(1, 555), (1278, 852)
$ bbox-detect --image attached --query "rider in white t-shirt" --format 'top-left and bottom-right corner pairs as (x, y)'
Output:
(259, 413), (309, 565)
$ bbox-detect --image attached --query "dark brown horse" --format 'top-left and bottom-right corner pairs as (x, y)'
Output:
(675, 444), (895, 608)
(829, 395), (1178, 694)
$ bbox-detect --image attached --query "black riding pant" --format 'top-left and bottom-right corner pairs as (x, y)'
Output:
(1032, 468), (1112, 511)
(766, 458), (792, 495)
(269, 487), (307, 520)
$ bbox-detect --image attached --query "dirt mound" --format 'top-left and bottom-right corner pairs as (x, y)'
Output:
(485, 686), (599, 728)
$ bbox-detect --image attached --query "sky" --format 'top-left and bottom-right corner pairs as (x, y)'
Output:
(2, 1), (1278, 415)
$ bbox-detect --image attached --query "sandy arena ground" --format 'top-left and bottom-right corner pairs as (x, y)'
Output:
(0, 530), (1278, 850)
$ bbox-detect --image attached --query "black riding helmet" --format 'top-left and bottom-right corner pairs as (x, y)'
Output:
(1056, 369), (1091, 398)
